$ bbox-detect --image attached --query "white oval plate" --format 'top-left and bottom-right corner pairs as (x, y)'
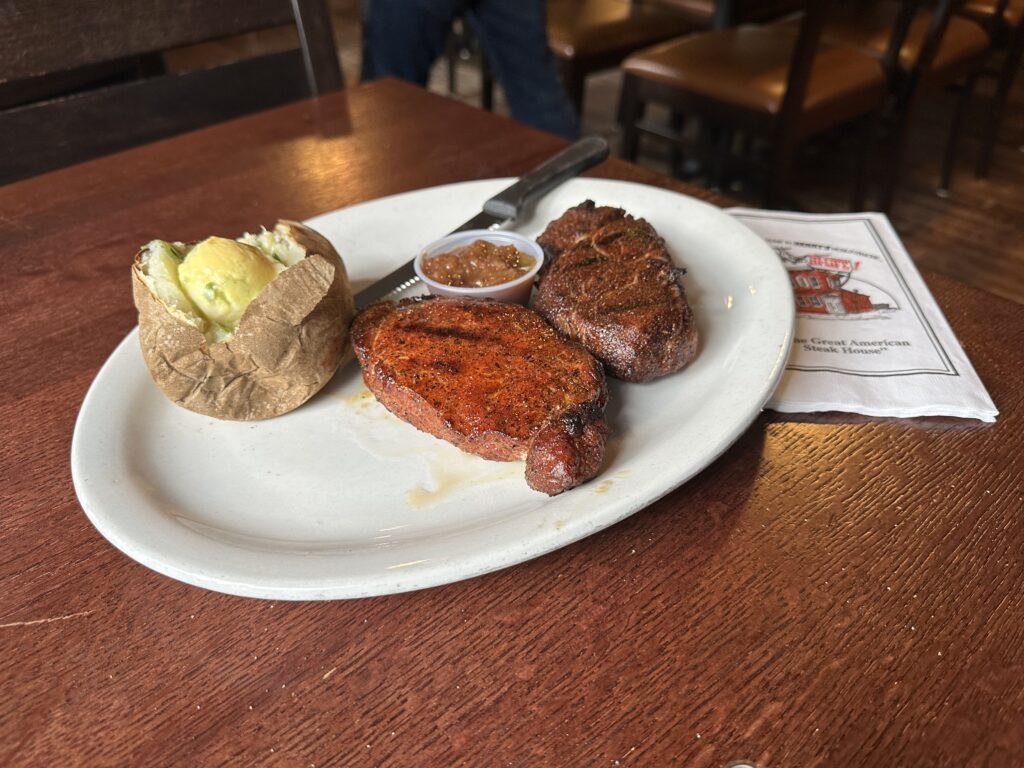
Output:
(71, 178), (793, 599)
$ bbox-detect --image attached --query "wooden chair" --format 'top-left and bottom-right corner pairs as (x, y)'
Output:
(797, 0), (991, 195)
(445, 16), (497, 112)
(545, 0), (704, 115)
(0, 0), (342, 185)
(473, 1), (801, 119)
(618, 0), (891, 208)
(959, 0), (1024, 177)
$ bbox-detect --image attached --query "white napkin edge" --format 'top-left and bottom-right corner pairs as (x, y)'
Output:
(767, 400), (998, 423)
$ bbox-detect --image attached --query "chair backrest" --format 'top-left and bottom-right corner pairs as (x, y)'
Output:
(774, 0), (835, 127)
(642, 0), (717, 26)
(991, 0), (1019, 29)
(715, 0), (805, 27)
(774, 0), (963, 126)
(882, 0), (959, 92)
(0, 0), (342, 184)
(985, 0), (1017, 34)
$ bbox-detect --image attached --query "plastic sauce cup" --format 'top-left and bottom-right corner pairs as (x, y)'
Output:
(414, 230), (544, 305)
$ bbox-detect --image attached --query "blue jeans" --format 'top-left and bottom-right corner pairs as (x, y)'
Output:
(361, 0), (580, 140)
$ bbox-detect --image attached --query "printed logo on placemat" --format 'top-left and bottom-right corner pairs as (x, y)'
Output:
(777, 248), (899, 319)
(733, 213), (958, 378)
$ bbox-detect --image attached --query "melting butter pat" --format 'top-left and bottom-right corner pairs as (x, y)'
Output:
(178, 236), (279, 330)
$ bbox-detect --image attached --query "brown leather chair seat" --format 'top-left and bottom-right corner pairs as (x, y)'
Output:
(546, 0), (697, 59)
(623, 24), (887, 135)
(789, 2), (990, 78)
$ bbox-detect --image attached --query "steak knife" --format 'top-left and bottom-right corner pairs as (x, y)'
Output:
(354, 136), (610, 308)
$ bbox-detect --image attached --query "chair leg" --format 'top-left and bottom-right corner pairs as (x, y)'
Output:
(879, 100), (915, 215)
(669, 111), (685, 177)
(618, 74), (644, 162)
(712, 128), (733, 191)
(559, 60), (586, 117)
(977, 28), (1024, 178)
(851, 113), (880, 211)
(728, 131), (754, 192)
(445, 31), (459, 95)
(939, 73), (978, 195)
(481, 55), (495, 111)
(738, 131), (753, 160)
(693, 121), (717, 179)
(766, 137), (797, 209)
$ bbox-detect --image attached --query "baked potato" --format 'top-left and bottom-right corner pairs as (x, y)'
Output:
(131, 220), (354, 420)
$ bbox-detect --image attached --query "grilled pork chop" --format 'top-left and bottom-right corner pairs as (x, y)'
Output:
(534, 200), (698, 382)
(351, 296), (608, 495)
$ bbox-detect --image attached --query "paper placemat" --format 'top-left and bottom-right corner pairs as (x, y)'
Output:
(729, 208), (997, 422)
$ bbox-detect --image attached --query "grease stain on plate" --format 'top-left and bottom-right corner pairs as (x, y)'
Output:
(332, 387), (435, 458)
(590, 470), (631, 495)
(332, 387), (391, 421)
(407, 451), (523, 509)
(334, 386), (525, 509)
(340, 388), (375, 406)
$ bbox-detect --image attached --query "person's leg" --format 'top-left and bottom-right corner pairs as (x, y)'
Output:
(362, 0), (461, 85)
(467, 0), (579, 139)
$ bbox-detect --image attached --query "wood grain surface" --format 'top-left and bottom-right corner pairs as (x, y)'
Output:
(1, 0), (294, 79)
(1, 79), (1022, 768)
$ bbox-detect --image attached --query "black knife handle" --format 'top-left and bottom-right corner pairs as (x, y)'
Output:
(482, 136), (610, 221)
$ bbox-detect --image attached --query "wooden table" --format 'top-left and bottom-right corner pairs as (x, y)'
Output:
(2, 79), (1022, 767)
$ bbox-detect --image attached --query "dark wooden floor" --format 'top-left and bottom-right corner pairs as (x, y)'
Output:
(864, 81), (1024, 307)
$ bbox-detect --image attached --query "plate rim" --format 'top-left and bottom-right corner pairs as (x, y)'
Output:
(71, 177), (794, 599)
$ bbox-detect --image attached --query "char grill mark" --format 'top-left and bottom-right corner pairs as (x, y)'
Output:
(351, 296), (609, 495)
(535, 199), (626, 264)
(402, 322), (489, 342)
(532, 200), (698, 382)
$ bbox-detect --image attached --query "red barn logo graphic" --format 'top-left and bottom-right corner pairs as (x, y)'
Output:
(775, 249), (895, 318)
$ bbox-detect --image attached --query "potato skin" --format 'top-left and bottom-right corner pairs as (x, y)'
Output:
(132, 220), (354, 420)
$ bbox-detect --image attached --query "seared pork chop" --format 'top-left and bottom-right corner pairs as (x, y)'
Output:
(534, 200), (698, 382)
(351, 296), (608, 495)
